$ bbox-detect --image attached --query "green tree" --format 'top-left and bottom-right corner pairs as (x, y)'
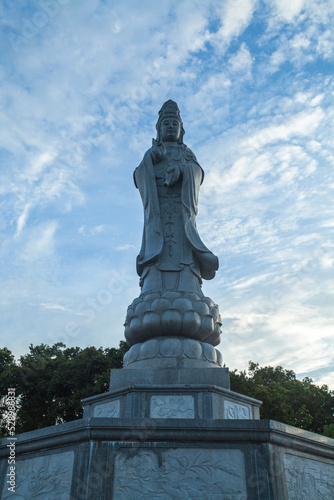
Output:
(230, 362), (334, 435)
(323, 423), (334, 438)
(0, 341), (129, 435)
(0, 347), (19, 438)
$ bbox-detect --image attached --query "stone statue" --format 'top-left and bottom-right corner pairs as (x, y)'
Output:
(124, 101), (222, 348)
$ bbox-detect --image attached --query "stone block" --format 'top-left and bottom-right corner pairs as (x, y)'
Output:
(1, 450), (74, 500)
(82, 366), (262, 421)
(150, 395), (195, 418)
(284, 453), (334, 499)
(92, 399), (121, 418)
(113, 448), (247, 499)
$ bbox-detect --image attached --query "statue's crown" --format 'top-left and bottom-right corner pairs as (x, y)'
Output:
(159, 100), (180, 119)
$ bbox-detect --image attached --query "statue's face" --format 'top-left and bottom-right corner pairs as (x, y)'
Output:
(160, 116), (181, 143)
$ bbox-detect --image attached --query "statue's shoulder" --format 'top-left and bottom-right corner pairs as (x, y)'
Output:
(181, 144), (204, 183)
(134, 148), (154, 188)
(136, 148), (153, 169)
(143, 147), (153, 159)
(182, 144), (198, 163)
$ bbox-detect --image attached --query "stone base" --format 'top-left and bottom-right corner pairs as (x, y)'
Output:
(1, 365), (333, 499)
(1, 418), (334, 499)
(82, 366), (261, 420)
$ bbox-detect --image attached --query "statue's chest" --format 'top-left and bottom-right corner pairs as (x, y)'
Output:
(155, 155), (181, 176)
(155, 149), (183, 198)
(155, 158), (182, 199)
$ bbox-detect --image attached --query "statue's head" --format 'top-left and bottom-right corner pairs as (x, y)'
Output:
(156, 100), (185, 144)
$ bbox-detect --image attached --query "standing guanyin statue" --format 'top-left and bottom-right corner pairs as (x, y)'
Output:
(124, 100), (222, 350)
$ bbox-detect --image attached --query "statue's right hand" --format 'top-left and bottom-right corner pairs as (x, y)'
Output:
(151, 139), (166, 162)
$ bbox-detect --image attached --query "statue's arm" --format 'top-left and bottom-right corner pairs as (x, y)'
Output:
(133, 149), (153, 189)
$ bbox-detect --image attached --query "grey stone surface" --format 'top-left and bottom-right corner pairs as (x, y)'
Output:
(123, 336), (223, 369)
(81, 366), (261, 420)
(125, 292), (222, 347)
(284, 453), (334, 499)
(224, 400), (251, 419)
(109, 365), (230, 390)
(1, 418), (333, 499)
(1, 450), (74, 500)
(125, 101), (221, 347)
(113, 448), (247, 499)
(93, 399), (121, 418)
(150, 395), (195, 418)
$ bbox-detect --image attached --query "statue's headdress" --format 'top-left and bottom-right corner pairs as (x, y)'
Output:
(156, 99), (185, 144)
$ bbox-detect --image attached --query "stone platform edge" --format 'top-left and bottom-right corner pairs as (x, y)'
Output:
(1, 418), (333, 461)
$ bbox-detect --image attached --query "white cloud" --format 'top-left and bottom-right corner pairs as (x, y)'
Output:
(215, 0), (257, 46)
(267, 0), (308, 22)
(242, 108), (324, 150)
(22, 220), (58, 261)
(116, 244), (136, 251)
(15, 203), (32, 237)
(228, 43), (253, 77)
(78, 224), (107, 236)
(40, 303), (68, 312)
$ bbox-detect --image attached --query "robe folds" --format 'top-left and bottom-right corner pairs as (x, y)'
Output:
(134, 144), (219, 283)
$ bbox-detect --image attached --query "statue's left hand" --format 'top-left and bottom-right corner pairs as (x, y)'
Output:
(165, 164), (181, 186)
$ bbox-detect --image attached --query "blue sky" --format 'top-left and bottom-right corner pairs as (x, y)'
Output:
(1, 0), (333, 388)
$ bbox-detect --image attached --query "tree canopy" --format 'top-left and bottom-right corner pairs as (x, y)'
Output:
(1, 345), (333, 438)
(230, 361), (334, 437)
(0, 342), (129, 436)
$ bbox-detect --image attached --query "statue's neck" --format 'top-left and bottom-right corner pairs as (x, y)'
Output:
(165, 142), (181, 150)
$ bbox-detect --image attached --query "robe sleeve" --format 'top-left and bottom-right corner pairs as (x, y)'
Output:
(134, 149), (163, 276)
(181, 148), (219, 280)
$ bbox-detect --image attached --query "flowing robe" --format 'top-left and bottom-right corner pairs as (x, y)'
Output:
(134, 143), (218, 293)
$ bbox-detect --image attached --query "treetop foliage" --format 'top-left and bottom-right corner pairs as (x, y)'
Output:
(0, 342), (129, 436)
(230, 362), (334, 436)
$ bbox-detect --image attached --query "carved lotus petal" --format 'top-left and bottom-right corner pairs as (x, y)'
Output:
(142, 311), (161, 337)
(129, 316), (142, 337)
(160, 337), (182, 357)
(125, 307), (134, 322)
(184, 292), (201, 301)
(161, 309), (182, 335)
(203, 297), (214, 308)
(203, 343), (217, 363)
(193, 300), (210, 316)
(216, 349), (223, 366)
(162, 291), (180, 301)
(135, 301), (151, 316)
(151, 298), (171, 313)
(209, 306), (219, 322)
(201, 314), (215, 339)
(140, 338), (160, 359)
(143, 292), (160, 302)
(124, 342), (142, 365)
(123, 326), (132, 353)
(202, 321), (221, 345)
(181, 310), (201, 337)
(183, 338), (202, 359)
(172, 297), (192, 313)
(131, 297), (142, 309)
